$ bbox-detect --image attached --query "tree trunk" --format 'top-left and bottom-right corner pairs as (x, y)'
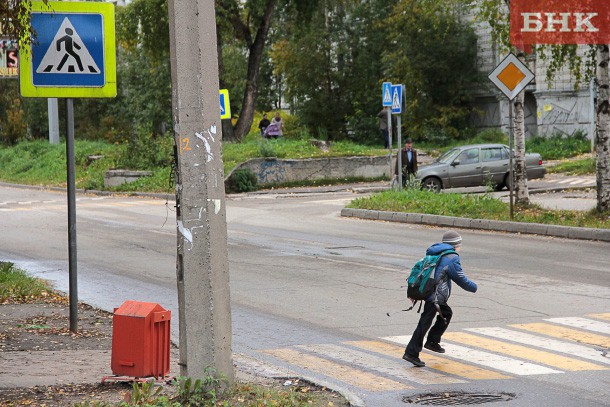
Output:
(216, 20), (236, 142)
(232, 0), (277, 142)
(596, 44), (610, 212)
(513, 88), (530, 205)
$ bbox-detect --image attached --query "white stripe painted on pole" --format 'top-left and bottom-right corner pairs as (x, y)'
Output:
(466, 327), (610, 366)
(544, 317), (610, 335)
(297, 343), (465, 385)
(382, 336), (562, 376)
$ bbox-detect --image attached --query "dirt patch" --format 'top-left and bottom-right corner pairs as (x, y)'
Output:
(0, 298), (350, 406)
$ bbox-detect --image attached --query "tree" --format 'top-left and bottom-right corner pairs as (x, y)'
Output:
(216, 0), (278, 142)
(477, 0), (610, 212)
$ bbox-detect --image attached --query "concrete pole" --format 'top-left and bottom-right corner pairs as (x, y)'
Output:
(168, 0), (233, 383)
(48, 98), (60, 145)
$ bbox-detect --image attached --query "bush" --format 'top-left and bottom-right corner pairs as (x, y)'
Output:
(526, 131), (590, 160)
(118, 128), (174, 170)
(226, 168), (258, 193)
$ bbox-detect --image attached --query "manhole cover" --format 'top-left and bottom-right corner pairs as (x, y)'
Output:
(404, 392), (515, 405)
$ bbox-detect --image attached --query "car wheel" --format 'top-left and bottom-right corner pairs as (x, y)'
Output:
(422, 177), (442, 193)
(494, 182), (505, 191)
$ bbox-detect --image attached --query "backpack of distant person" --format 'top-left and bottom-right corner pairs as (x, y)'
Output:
(406, 249), (455, 310)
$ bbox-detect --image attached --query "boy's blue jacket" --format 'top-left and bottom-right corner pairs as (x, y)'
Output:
(426, 242), (477, 304)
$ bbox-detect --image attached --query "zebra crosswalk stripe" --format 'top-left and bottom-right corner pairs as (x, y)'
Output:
(443, 332), (607, 371)
(263, 348), (413, 391)
(347, 340), (509, 380)
(511, 323), (610, 348)
(297, 343), (465, 385)
(383, 336), (562, 376)
(588, 313), (610, 322)
(544, 317), (610, 335)
(466, 327), (610, 366)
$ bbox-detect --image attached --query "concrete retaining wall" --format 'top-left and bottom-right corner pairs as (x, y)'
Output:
(104, 170), (152, 188)
(227, 156), (393, 185)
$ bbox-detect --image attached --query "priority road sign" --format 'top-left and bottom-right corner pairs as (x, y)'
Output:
(20, 1), (116, 98)
(219, 89), (231, 119)
(391, 84), (403, 114)
(488, 53), (534, 101)
(382, 82), (393, 107)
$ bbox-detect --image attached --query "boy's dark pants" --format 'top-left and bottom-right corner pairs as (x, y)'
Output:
(405, 301), (453, 357)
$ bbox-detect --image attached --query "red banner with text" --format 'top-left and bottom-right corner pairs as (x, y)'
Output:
(511, 0), (610, 49)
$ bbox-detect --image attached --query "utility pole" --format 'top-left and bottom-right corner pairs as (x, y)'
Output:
(168, 0), (233, 383)
(48, 98), (60, 144)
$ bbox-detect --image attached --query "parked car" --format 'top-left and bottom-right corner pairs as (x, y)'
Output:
(416, 144), (546, 192)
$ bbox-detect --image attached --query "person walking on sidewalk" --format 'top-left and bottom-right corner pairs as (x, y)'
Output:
(402, 230), (478, 367)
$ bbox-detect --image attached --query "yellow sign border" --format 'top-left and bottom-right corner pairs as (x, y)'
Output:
(219, 89), (231, 119)
(20, 1), (116, 98)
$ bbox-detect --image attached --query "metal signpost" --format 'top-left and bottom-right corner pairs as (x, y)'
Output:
(488, 53), (534, 220)
(391, 84), (404, 189)
(382, 82), (393, 178)
(20, 1), (116, 332)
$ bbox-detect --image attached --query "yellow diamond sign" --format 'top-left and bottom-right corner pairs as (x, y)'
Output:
(489, 53), (534, 101)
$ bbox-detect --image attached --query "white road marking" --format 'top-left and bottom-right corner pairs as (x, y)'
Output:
(383, 336), (563, 376)
(297, 343), (465, 385)
(466, 327), (610, 365)
(544, 317), (610, 335)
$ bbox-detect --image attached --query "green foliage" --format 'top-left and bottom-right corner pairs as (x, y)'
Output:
(127, 380), (166, 406)
(385, 0), (481, 143)
(118, 129), (174, 170)
(470, 128), (508, 144)
(525, 131), (591, 160)
(547, 158), (596, 176)
(174, 367), (228, 406)
(0, 262), (50, 303)
(348, 189), (609, 228)
(258, 141), (278, 158)
(0, 80), (28, 145)
(226, 168), (259, 193)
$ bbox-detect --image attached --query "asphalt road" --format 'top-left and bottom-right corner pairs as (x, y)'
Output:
(0, 184), (609, 406)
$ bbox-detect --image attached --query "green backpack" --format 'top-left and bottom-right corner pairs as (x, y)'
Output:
(406, 249), (455, 302)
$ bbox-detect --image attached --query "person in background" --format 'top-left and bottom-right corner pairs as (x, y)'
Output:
(378, 109), (389, 148)
(258, 113), (270, 137)
(395, 137), (418, 185)
(271, 112), (284, 137)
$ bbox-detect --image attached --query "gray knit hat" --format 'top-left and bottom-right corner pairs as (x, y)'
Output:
(442, 230), (462, 246)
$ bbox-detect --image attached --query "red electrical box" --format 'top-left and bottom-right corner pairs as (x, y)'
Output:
(111, 300), (171, 379)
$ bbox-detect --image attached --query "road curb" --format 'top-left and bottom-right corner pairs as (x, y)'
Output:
(340, 208), (610, 242)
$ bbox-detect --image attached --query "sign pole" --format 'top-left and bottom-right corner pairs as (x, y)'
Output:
(387, 107), (393, 178)
(65, 98), (78, 332)
(396, 115), (402, 190)
(508, 100), (515, 221)
(590, 78), (596, 157)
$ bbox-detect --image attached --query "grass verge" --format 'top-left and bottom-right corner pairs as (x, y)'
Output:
(547, 158), (595, 175)
(347, 189), (609, 229)
(0, 262), (53, 303)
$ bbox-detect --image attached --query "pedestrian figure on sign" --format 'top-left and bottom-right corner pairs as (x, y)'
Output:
(56, 28), (84, 72)
(403, 231), (478, 367)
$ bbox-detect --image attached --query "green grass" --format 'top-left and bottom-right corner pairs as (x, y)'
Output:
(548, 158), (596, 175)
(348, 189), (610, 229)
(526, 132), (591, 160)
(0, 262), (51, 303)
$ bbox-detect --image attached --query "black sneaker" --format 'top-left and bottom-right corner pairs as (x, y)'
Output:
(424, 341), (445, 353)
(402, 353), (425, 367)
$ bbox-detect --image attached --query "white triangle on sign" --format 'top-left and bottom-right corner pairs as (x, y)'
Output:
(36, 17), (100, 74)
(383, 87), (392, 104)
(392, 89), (400, 109)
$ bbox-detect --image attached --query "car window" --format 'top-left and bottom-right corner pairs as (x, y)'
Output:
(456, 148), (479, 165)
(502, 147), (510, 160)
(482, 148), (503, 162)
(437, 148), (460, 164)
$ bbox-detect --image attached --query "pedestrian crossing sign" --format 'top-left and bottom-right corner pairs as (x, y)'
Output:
(391, 84), (403, 114)
(219, 89), (231, 120)
(382, 82), (393, 107)
(20, 1), (116, 98)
